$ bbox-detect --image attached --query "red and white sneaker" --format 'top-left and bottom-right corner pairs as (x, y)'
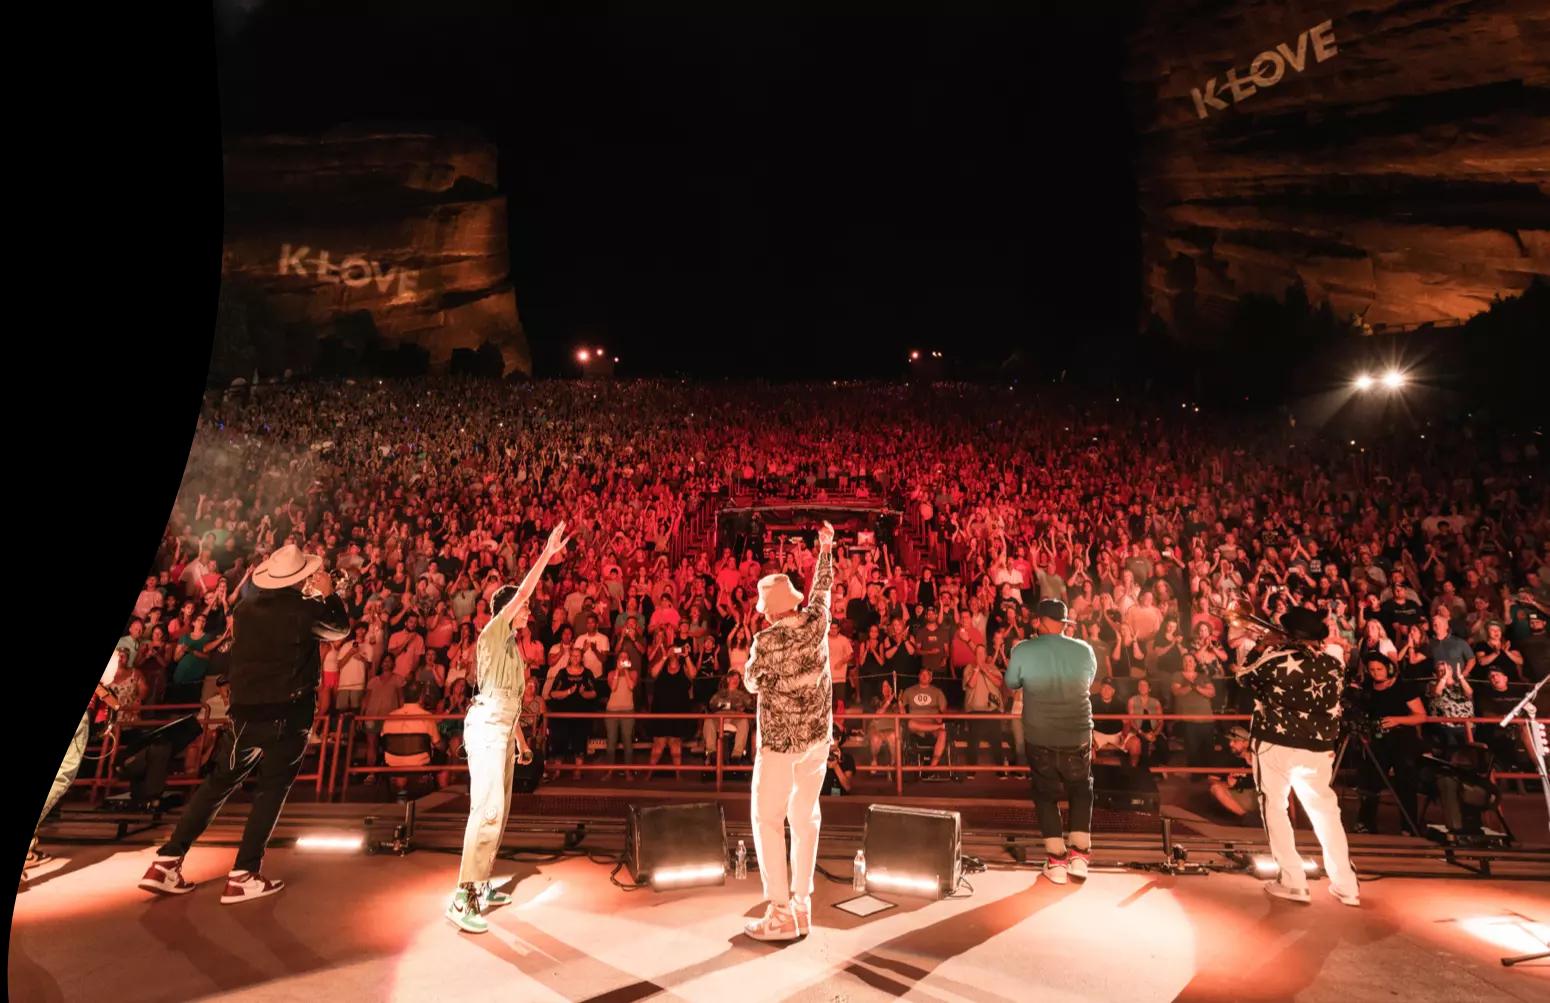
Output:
(138, 857), (196, 896)
(791, 896), (813, 936)
(1067, 848), (1091, 881)
(1042, 854), (1070, 885)
(220, 870), (285, 905)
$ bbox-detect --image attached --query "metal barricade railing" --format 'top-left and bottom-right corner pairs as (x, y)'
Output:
(77, 702), (333, 805)
(306, 707), (1544, 802)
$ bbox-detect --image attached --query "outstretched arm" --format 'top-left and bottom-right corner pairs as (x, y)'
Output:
(485, 522), (569, 638)
(803, 522), (837, 627)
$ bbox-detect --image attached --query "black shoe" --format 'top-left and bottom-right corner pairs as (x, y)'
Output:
(1350, 823), (1374, 835)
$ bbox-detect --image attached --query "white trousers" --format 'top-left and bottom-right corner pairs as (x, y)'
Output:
(458, 693), (519, 885)
(750, 738), (829, 907)
(1253, 739), (1359, 896)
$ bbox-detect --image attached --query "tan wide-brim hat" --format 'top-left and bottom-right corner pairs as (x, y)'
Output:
(756, 573), (804, 615)
(252, 544), (323, 590)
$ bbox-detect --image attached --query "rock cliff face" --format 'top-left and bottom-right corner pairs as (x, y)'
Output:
(1126, 0), (1550, 339)
(221, 124), (530, 375)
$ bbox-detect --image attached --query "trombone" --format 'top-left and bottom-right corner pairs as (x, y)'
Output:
(1212, 596), (1298, 648)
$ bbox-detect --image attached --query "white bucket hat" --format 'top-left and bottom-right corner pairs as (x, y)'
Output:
(756, 573), (804, 616)
(252, 544), (323, 590)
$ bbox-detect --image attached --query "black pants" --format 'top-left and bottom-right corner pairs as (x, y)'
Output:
(1176, 722), (1216, 767)
(119, 741), (174, 804)
(965, 714), (1010, 766)
(1357, 732), (1421, 834)
(1026, 742), (1094, 839)
(159, 714), (309, 874)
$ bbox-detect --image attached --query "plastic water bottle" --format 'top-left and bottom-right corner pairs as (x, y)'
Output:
(853, 850), (866, 892)
(734, 840), (747, 880)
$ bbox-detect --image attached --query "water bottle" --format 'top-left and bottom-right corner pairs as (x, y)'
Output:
(734, 840), (747, 880)
(853, 850), (866, 892)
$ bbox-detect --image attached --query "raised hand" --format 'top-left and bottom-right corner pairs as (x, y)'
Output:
(817, 521), (835, 548)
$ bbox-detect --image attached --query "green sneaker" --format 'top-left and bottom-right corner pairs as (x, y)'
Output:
(480, 882), (513, 910)
(445, 886), (489, 934)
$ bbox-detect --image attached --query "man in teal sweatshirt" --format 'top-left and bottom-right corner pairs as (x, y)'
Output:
(1004, 598), (1096, 886)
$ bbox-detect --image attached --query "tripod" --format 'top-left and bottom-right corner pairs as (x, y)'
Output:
(1332, 726), (1421, 838)
(1497, 675), (1548, 968)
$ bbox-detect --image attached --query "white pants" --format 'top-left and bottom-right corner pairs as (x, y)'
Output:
(1253, 740), (1359, 896)
(458, 693), (519, 885)
(750, 738), (829, 908)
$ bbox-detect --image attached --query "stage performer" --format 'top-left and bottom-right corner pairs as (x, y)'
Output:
(1234, 606), (1360, 906)
(139, 545), (349, 902)
(742, 520), (835, 941)
(1004, 598), (1097, 885)
(23, 646), (130, 878)
(445, 522), (569, 934)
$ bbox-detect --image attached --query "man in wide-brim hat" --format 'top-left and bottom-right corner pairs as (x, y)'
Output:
(138, 545), (349, 905)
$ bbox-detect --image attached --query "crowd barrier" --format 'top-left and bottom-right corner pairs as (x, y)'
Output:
(78, 703), (335, 805)
(313, 708), (1544, 802)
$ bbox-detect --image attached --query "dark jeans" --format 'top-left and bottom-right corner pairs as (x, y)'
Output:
(1026, 742), (1094, 839)
(1176, 722), (1216, 767)
(965, 714), (1010, 766)
(1357, 731), (1421, 834)
(159, 714), (309, 873)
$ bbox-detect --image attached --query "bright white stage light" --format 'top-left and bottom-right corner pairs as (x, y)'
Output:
(1249, 856), (1321, 878)
(577, 349), (590, 362)
(865, 870), (943, 897)
(1457, 915), (1550, 955)
(1382, 369), (1406, 389)
(910, 350), (921, 361)
(296, 833), (365, 852)
(649, 864), (726, 890)
(1354, 373), (1375, 391)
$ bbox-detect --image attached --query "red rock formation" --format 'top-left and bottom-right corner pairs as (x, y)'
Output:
(221, 123), (530, 375)
(1127, 0), (1550, 338)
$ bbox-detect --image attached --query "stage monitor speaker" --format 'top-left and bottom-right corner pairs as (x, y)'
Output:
(624, 802), (728, 891)
(862, 804), (962, 899)
(1093, 762), (1160, 812)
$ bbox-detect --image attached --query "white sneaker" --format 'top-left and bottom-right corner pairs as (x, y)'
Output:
(1068, 848), (1090, 881)
(1327, 884), (1360, 907)
(138, 857), (196, 896)
(220, 870), (285, 905)
(1043, 855), (1070, 885)
(1263, 880), (1311, 904)
(744, 904), (803, 941)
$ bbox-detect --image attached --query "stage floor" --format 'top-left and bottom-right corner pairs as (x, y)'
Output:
(12, 842), (1548, 1003)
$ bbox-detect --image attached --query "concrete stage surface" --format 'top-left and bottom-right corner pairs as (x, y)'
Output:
(11, 842), (1549, 1003)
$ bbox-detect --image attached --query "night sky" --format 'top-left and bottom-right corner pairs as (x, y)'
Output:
(216, 6), (1141, 379)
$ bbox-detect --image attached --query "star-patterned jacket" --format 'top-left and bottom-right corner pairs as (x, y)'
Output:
(1236, 644), (1345, 752)
(743, 546), (835, 754)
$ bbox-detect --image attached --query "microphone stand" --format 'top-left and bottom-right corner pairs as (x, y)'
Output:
(1496, 673), (1548, 968)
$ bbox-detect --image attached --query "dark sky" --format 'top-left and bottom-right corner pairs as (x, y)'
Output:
(216, 6), (1140, 379)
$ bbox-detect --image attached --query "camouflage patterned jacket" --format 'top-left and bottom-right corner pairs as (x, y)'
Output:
(744, 546), (835, 753)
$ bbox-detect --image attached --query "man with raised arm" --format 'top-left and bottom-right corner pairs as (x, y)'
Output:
(742, 521), (836, 941)
(445, 522), (569, 934)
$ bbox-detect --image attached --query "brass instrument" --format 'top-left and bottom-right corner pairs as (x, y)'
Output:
(1213, 597), (1296, 647)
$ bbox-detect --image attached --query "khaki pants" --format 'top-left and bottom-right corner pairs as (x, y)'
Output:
(1253, 739), (1359, 896)
(702, 718), (750, 759)
(38, 711), (92, 833)
(750, 737), (829, 907)
(457, 693), (519, 885)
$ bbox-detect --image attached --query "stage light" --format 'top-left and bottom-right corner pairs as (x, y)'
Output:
(297, 833), (365, 852)
(1249, 855), (1321, 878)
(910, 350), (921, 361)
(596, 346), (605, 355)
(1354, 373), (1375, 391)
(862, 804), (962, 900)
(650, 864), (728, 890)
(1382, 369), (1405, 389)
(613, 357), (620, 364)
(577, 349), (590, 362)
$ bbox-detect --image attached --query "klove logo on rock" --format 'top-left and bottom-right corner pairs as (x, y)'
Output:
(277, 244), (418, 296)
(1191, 19), (1338, 120)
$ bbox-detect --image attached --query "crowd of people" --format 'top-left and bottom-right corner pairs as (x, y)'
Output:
(95, 378), (1547, 823)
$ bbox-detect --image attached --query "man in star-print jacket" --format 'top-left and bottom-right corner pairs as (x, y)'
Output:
(1233, 606), (1361, 907)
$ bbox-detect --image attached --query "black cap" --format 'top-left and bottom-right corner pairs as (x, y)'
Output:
(1362, 651), (1393, 670)
(1036, 598), (1076, 624)
(1280, 607), (1327, 642)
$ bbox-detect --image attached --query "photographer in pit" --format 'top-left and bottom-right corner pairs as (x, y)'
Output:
(1349, 653), (1428, 835)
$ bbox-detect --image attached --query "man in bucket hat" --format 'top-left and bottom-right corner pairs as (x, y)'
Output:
(742, 521), (836, 941)
(138, 545), (349, 904)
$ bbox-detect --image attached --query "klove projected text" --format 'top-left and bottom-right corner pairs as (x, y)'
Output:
(1190, 19), (1338, 120)
(277, 244), (418, 296)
